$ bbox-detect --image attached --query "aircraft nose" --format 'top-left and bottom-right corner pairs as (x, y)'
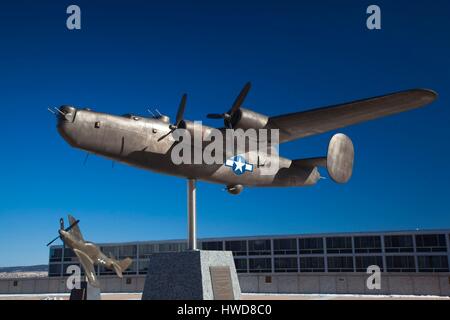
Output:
(59, 229), (69, 238)
(57, 105), (77, 123)
(56, 106), (78, 146)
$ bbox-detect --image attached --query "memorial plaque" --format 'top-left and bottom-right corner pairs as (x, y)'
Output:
(209, 266), (234, 300)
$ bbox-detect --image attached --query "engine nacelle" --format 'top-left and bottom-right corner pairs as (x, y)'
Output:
(226, 184), (244, 195)
(231, 108), (269, 130)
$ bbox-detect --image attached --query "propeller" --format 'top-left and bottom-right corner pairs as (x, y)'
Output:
(171, 94), (187, 130)
(207, 82), (251, 128)
(158, 94), (187, 141)
(46, 217), (80, 247)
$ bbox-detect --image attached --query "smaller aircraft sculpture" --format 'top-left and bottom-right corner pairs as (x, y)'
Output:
(46, 215), (133, 287)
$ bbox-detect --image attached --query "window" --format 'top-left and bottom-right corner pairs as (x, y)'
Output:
(48, 264), (62, 277)
(94, 121), (100, 128)
(418, 256), (449, 272)
(273, 238), (297, 255)
(13, 281), (18, 287)
(354, 236), (382, 253)
(415, 234), (447, 252)
(326, 237), (352, 254)
(202, 241), (223, 251)
(299, 238), (324, 254)
(386, 256), (415, 272)
(225, 241), (247, 256)
(63, 248), (77, 262)
(327, 256), (354, 272)
(248, 239), (271, 255)
(119, 245), (137, 259)
(274, 258), (298, 272)
(355, 256), (383, 272)
(101, 246), (120, 259)
(158, 242), (186, 252)
(299, 257), (325, 272)
(139, 260), (149, 274)
(265, 276), (272, 283)
(126, 278), (132, 285)
(49, 248), (63, 262)
(384, 235), (414, 253)
(139, 244), (158, 258)
(248, 258), (272, 273)
(234, 258), (248, 273)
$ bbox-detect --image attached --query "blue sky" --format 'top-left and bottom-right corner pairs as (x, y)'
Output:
(0, 0), (449, 267)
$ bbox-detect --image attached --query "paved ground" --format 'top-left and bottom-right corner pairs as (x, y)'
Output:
(0, 293), (449, 300)
(242, 293), (450, 300)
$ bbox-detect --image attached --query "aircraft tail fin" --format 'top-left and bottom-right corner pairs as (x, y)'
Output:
(111, 258), (133, 278)
(293, 133), (354, 184)
(118, 257), (133, 271)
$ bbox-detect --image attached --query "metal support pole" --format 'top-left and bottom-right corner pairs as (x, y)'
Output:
(187, 179), (197, 250)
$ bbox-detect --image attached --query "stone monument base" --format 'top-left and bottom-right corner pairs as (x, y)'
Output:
(141, 250), (241, 300)
(70, 281), (101, 300)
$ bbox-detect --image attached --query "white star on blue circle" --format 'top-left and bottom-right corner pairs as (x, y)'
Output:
(232, 155), (246, 175)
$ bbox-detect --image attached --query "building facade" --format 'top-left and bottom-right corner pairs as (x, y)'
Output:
(48, 229), (450, 277)
(1, 229), (449, 296)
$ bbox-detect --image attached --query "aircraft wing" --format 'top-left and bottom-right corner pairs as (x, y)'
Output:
(266, 89), (437, 144)
(68, 215), (84, 242)
(73, 248), (100, 287)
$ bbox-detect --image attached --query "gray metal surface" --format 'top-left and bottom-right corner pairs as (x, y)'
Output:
(326, 133), (354, 183)
(187, 179), (197, 250)
(54, 215), (132, 287)
(268, 89), (437, 143)
(55, 87), (437, 190)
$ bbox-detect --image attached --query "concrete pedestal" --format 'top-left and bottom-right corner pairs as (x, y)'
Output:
(141, 250), (241, 300)
(69, 281), (101, 300)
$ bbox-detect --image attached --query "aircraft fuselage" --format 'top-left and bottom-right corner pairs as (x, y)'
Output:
(56, 106), (320, 188)
(59, 229), (114, 269)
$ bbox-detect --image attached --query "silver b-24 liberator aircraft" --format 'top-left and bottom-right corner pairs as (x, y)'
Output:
(53, 83), (437, 195)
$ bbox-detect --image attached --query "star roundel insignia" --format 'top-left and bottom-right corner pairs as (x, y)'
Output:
(225, 155), (254, 175)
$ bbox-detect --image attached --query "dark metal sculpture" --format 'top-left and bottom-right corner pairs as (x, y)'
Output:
(53, 83), (436, 192)
(47, 215), (132, 287)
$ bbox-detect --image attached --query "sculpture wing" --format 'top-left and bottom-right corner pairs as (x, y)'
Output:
(68, 215), (84, 242)
(266, 89), (437, 144)
(73, 248), (100, 287)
